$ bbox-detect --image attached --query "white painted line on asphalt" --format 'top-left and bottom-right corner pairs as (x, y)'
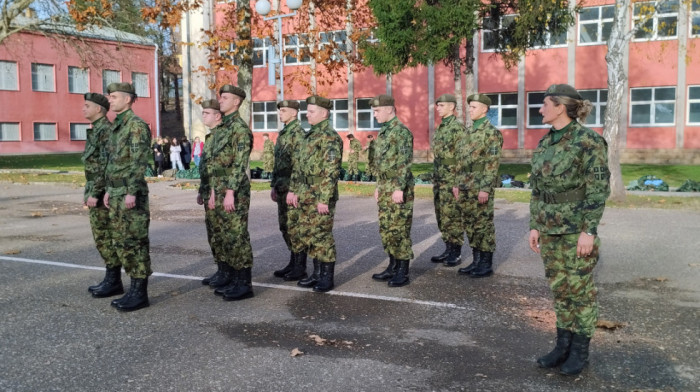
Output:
(0, 255), (467, 310)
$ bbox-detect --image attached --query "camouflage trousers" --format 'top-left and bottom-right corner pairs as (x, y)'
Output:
(347, 154), (359, 176)
(107, 192), (152, 279)
(276, 191), (292, 250)
(89, 202), (120, 268)
(288, 201), (337, 263)
(433, 183), (465, 245)
(204, 207), (220, 264)
(206, 190), (253, 269)
(540, 233), (601, 338)
(457, 189), (496, 252)
(377, 188), (414, 260)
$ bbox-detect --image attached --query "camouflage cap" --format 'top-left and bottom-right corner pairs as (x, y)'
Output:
(436, 94), (457, 103)
(544, 84), (582, 100)
(201, 99), (220, 111)
(107, 82), (136, 96)
(369, 94), (394, 107)
(219, 84), (246, 99)
(306, 95), (333, 110)
(277, 100), (300, 110)
(84, 92), (110, 111)
(467, 93), (492, 107)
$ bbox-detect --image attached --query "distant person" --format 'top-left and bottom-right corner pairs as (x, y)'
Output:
(192, 136), (204, 167)
(262, 133), (274, 178)
(162, 136), (171, 169)
(346, 134), (362, 181)
(152, 137), (164, 177)
(170, 137), (185, 171)
(180, 136), (192, 170)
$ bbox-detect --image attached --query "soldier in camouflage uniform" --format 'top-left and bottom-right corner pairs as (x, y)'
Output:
(346, 134), (362, 181)
(286, 95), (343, 292)
(103, 82), (152, 312)
(83, 93), (122, 299)
(431, 94), (468, 267)
(270, 100), (305, 281)
(365, 134), (376, 180)
(528, 84), (610, 376)
(262, 133), (275, 178)
(455, 94), (503, 278)
(368, 95), (415, 287)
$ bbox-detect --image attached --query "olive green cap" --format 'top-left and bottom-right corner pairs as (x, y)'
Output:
(369, 94), (394, 107)
(306, 95), (333, 110)
(436, 94), (457, 103)
(84, 92), (110, 111)
(277, 100), (300, 110)
(107, 82), (136, 96)
(201, 99), (220, 111)
(544, 84), (582, 100)
(467, 93), (492, 107)
(219, 84), (246, 99)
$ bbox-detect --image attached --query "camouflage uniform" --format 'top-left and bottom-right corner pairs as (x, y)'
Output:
(271, 118), (303, 250)
(347, 137), (362, 177)
(365, 138), (376, 178)
(262, 138), (275, 173)
(198, 132), (220, 267)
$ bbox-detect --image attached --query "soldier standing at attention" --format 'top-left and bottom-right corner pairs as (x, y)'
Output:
(365, 134), (376, 180)
(262, 133), (275, 178)
(528, 84), (610, 376)
(431, 94), (468, 267)
(205, 85), (254, 302)
(346, 134), (362, 181)
(103, 82), (152, 312)
(455, 94), (503, 278)
(368, 95), (415, 287)
(286, 95), (343, 292)
(270, 100), (305, 281)
(83, 93), (121, 298)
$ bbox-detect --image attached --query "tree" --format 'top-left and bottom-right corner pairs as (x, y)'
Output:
(0, 0), (66, 44)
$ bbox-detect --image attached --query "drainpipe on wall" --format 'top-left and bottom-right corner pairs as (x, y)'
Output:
(154, 43), (160, 137)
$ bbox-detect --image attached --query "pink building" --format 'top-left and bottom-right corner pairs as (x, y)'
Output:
(0, 24), (158, 155)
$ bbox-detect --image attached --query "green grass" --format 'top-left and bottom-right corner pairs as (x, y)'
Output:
(0, 153), (84, 171)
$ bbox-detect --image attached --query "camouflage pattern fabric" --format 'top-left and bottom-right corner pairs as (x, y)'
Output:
(200, 132), (219, 264)
(348, 138), (362, 176)
(365, 139), (376, 177)
(288, 119), (343, 263)
(263, 138), (275, 173)
(271, 118), (303, 250)
(104, 109), (152, 278)
(375, 116), (414, 260)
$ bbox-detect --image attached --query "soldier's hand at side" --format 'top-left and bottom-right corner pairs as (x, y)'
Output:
(287, 192), (298, 208)
(478, 191), (489, 204)
(529, 229), (540, 254)
(86, 196), (98, 208)
(271, 188), (277, 202)
(317, 203), (329, 215)
(196, 194), (204, 206)
(374, 188), (379, 202)
(103, 192), (110, 209)
(577, 232), (595, 258)
(452, 187), (460, 200)
(392, 190), (404, 204)
(125, 194), (136, 209)
(208, 189), (216, 210)
(224, 189), (235, 213)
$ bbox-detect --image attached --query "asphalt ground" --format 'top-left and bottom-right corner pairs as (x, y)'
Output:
(0, 180), (698, 391)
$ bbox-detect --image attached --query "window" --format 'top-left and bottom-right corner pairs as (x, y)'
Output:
(692, 0), (700, 37)
(34, 123), (56, 141)
(68, 66), (89, 94)
(0, 61), (18, 90)
(252, 101), (278, 132)
(31, 63), (54, 92)
(319, 30), (347, 60)
(630, 87), (676, 126)
(70, 123), (90, 140)
(633, 0), (679, 39)
(331, 99), (349, 130)
(533, 29), (567, 48)
(579, 5), (615, 45)
(486, 93), (518, 128)
(132, 72), (149, 97)
(102, 70), (120, 94)
(284, 34), (310, 65)
(298, 101), (309, 128)
(580, 89), (608, 127)
(356, 98), (380, 130)
(253, 38), (272, 67)
(687, 86), (700, 124)
(219, 42), (241, 66)
(482, 15), (517, 51)
(0, 123), (20, 141)
(527, 92), (548, 127)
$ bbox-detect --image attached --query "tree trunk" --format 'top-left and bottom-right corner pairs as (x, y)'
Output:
(463, 35), (476, 125)
(173, 73), (182, 123)
(236, 0), (253, 123)
(308, 0), (317, 94)
(452, 48), (464, 123)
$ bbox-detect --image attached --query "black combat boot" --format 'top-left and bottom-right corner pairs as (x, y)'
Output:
(202, 262), (222, 285)
(115, 278), (149, 312)
(560, 334), (591, 375)
(214, 267), (239, 296)
(458, 248), (481, 275)
(372, 255), (397, 281)
(90, 266), (124, 298)
(223, 267), (254, 301)
(210, 263), (235, 288)
(298, 258), (320, 288)
(469, 251), (494, 278)
(313, 262), (335, 292)
(273, 252), (295, 278)
(388, 259), (410, 287)
(430, 243), (450, 263)
(284, 252), (308, 281)
(537, 328), (573, 368)
(443, 243), (462, 267)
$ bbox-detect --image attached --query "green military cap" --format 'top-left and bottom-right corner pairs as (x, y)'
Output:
(219, 84), (246, 99)
(84, 92), (110, 111)
(544, 84), (582, 100)
(436, 94), (457, 103)
(467, 93), (492, 107)
(201, 99), (220, 111)
(277, 100), (300, 110)
(306, 95), (333, 110)
(107, 82), (136, 96)
(369, 94), (394, 107)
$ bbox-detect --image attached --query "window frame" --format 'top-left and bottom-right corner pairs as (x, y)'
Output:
(132, 72), (150, 97)
(70, 123), (90, 141)
(284, 34), (311, 65)
(629, 86), (676, 126)
(68, 66), (89, 94)
(252, 37), (272, 67)
(0, 61), (19, 91)
(579, 89), (608, 127)
(691, 0), (700, 37)
(578, 5), (615, 46)
(632, 0), (679, 41)
(687, 85), (700, 125)
(330, 99), (349, 131)
(33, 122), (57, 141)
(252, 101), (278, 132)
(356, 98), (381, 131)
(31, 63), (55, 92)
(482, 14), (517, 52)
(102, 70), (121, 94)
(527, 92), (549, 128)
(319, 30), (347, 61)
(485, 93), (519, 129)
(0, 122), (21, 141)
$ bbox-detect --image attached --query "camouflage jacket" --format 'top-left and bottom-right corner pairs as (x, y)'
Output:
(366, 139), (376, 171)
(198, 131), (217, 199)
(263, 139), (275, 171)
(105, 109), (151, 197)
(271, 119), (303, 194)
(290, 119), (343, 205)
(375, 116), (414, 194)
(203, 111), (252, 196)
(349, 139), (362, 158)
(457, 117), (503, 195)
(433, 115), (467, 187)
(529, 120), (610, 235)
(82, 116), (111, 202)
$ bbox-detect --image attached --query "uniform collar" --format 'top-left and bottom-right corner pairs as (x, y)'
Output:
(472, 116), (488, 128)
(113, 109), (133, 127)
(548, 120), (576, 144)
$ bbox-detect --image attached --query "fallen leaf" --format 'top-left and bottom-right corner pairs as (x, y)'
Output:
(596, 320), (625, 330)
(475, 373), (488, 378)
(654, 277), (668, 282)
(689, 263), (699, 267)
(291, 348), (304, 357)
(31, 211), (43, 217)
(4, 249), (21, 255)
(309, 334), (327, 346)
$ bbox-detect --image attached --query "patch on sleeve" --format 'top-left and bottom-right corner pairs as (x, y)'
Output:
(237, 142), (245, 152)
(327, 149), (336, 162)
(400, 145), (409, 155)
(130, 142), (140, 153)
(488, 146), (499, 155)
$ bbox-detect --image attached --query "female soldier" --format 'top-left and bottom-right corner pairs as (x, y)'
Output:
(528, 84), (610, 376)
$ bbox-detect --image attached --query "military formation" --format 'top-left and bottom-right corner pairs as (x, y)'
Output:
(83, 82), (607, 377)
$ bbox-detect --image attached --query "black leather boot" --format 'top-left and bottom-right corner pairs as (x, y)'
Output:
(298, 258), (320, 288)
(313, 262), (335, 292)
(430, 244), (450, 263)
(115, 278), (149, 312)
(90, 266), (124, 298)
(284, 252), (308, 281)
(560, 334), (591, 375)
(223, 267), (254, 301)
(443, 243), (462, 267)
(469, 251), (494, 278)
(372, 255), (397, 281)
(214, 267), (239, 296)
(537, 328), (573, 368)
(273, 252), (295, 278)
(458, 248), (480, 275)
(210, 263), (235, 288)
(202, 262), (222, 285)
(388, 259), (410, 287)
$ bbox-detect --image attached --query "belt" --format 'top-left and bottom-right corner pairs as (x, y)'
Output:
(211, 168), (231, 177)
(302, 175), (323, 185)
(107, 178), (128, 188)
(436, 158), (457, 165)
(379, 170), (398, 180)
(467, 163), (485, 173)
(540, 187), (586, 204)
